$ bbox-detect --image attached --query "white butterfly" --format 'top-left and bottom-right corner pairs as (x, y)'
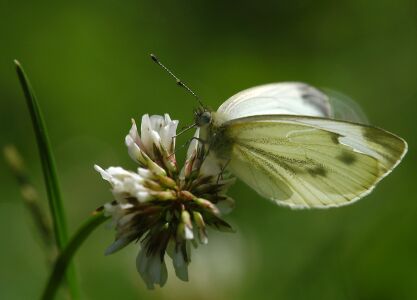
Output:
(194, 82), (408, 209)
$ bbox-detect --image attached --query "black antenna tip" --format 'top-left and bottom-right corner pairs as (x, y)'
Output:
(150, 53), (158, 62)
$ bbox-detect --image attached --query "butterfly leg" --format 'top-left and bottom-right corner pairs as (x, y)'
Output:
(189, 136), (207, 145)
(216, 159), (231, 184)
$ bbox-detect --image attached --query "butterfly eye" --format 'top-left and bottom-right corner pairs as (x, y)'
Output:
(196, 111), (212, 126)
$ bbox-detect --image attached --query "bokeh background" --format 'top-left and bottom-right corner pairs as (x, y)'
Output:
(1, 0), (416, 299)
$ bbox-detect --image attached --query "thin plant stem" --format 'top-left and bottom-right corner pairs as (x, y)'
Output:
(41, 211), (110, 300)
(3, 145), (55, 260)
(14, 60), (79, 298)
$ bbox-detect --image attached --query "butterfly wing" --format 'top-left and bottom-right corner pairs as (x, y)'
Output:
(218, 115), (407, 208)
(216, 82), (332, 122)
(216, 82), (369, 124)
(325, 89), (369, 124)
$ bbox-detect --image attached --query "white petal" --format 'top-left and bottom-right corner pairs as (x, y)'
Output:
(105, 166), (140, 180)
(137, 167), (153, 179)
(149, 129), (162, 150)
(136, 191), (152, 202)
(103, 203), (124, 220)
(180, 128), (201, 178)
(149, 115), (165, 130)
(96, 165), (153, 203)
(94, 165), (112, 181)
(127, 119), (144, 149)
(163, 113), (172, 124)
(119, 203), (134, 209)
(186, 128), (200, 159)
(125, 135), (144, 163)
(160, 115), (178, 151)
(184, 226), (194, 240)
(140, 114), (154, 156)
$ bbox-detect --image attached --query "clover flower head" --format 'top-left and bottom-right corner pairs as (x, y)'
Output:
(95, 114), (235, 289)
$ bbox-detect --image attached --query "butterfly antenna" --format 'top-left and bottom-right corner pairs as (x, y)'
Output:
(174, 122), (197, 138)
(150, 54), (205, 108)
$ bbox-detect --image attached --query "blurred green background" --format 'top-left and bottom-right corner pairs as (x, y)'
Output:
(1, 0), (416, 299)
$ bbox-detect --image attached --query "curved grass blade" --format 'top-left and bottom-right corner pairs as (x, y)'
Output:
(14, 60), (79, 299)
(41, 211), (109, 300)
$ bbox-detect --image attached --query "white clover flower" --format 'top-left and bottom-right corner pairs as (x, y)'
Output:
(95, 114), (235, 289)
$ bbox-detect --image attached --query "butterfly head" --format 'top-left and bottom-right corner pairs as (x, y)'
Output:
(194, 107), (212, 127)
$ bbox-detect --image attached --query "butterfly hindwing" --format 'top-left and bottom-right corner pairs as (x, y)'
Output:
(218, 116), (407, 208)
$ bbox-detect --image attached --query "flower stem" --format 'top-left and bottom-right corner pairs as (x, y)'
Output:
(3, 145), (55, 260)
(41, 211), (110, 300)
(15, 60), (78, 298)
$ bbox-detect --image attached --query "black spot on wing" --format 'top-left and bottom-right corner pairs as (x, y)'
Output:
(299, 84), (331, 117)
(307, 165), (328, 177)
(337, 151), (357, 165)
(330, 133), (340, 145)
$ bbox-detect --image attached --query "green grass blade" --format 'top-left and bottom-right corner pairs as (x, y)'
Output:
(14, 60), (80, 299)
(41, 212), (109, 300)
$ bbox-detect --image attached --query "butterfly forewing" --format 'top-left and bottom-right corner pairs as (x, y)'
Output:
(216, 82), (332, 122)
(219, 116), (407, 208)
(325, 89), (369, 124)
